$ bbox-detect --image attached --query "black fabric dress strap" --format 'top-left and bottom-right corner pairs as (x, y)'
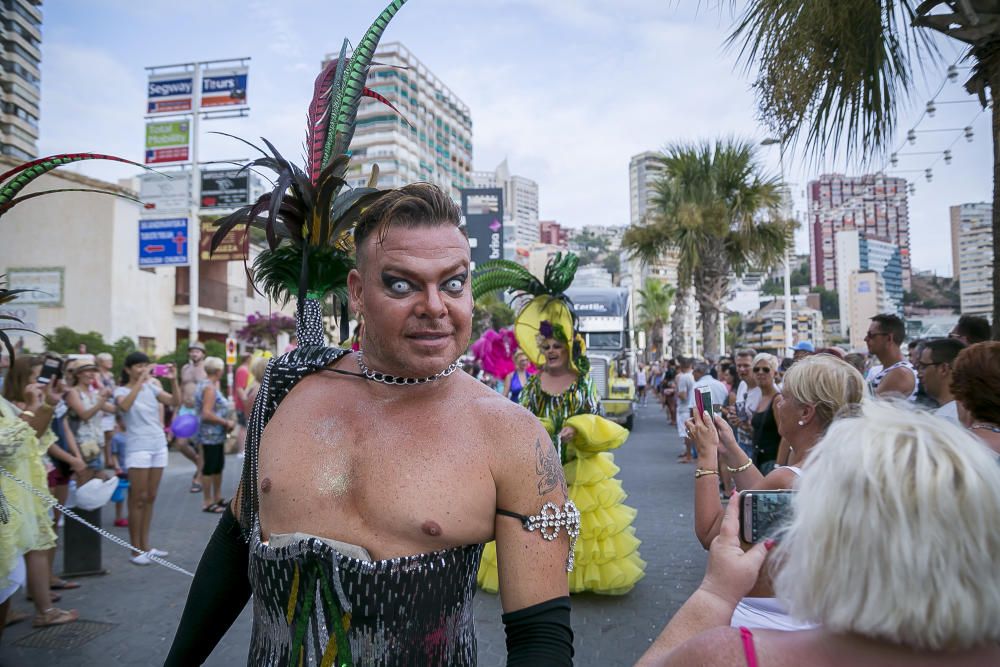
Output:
(238, 345), (351, 540)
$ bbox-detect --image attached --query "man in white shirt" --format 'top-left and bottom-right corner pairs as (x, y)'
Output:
(692, 361), (729, 409)
(675, 358), (695, 462)
(727, 349), (760, 460)
(917, 338), (966, 425)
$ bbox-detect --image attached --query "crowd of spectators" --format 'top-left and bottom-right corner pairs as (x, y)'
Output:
(639, 311), (1000, 665)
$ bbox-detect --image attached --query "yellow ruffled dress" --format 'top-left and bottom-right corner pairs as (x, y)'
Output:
(0, 397), (58, 592)
(477, 375), (645, 595)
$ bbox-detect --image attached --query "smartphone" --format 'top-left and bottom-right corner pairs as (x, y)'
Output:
(152, 364), (171, 377)
(37, 354), (64, 385)
(694, 386), (714, 420)
(739, 489), (795, 544)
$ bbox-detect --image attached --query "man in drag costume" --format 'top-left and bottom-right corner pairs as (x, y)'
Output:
(159, 2), (582, 665)
(473, 256), (646, 595)
(0, 2), (578, 663)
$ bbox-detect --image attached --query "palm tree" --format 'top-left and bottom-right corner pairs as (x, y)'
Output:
(636, 278), (676, 359)
(728, 0), (1000, 338)
(623, 138), (791, 358)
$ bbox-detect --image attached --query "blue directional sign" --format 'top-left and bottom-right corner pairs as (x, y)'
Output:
(139, 218), (189, 267)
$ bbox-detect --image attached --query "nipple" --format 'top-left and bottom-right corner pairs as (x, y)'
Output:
(261, 477), (272, 493)
(421, 520), (442, 537)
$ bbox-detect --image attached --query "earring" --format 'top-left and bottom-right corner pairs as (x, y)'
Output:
(797, 420), (805, 426)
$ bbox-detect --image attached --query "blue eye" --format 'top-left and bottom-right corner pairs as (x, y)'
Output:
(389, 279), (411, 294)
(444, 278), (464, 292)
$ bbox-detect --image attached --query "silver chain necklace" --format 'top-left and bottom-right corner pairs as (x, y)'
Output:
(355, 351), (460, 386)
(970, 422), (1000, 434)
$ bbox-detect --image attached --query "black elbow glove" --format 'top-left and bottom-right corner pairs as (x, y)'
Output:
(502, 595), (574, 666)
(163, 504), (251, 667)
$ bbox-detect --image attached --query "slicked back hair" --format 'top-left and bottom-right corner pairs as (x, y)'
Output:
(353, 182), (464, 267)
(870, 313), (906, 345)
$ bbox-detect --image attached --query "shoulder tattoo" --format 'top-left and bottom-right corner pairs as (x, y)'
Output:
(535, 437), (567, 498)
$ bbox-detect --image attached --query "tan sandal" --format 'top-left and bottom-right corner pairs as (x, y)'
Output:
(32, 607), (78, 627)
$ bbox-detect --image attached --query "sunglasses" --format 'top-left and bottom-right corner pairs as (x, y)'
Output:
(864, 332), (889, 340)
(753, 367), (771, 374)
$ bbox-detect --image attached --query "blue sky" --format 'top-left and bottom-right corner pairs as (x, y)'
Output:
(38, 0), (991, 276)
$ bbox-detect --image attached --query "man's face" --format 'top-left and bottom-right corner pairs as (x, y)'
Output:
(917, 348), (947, 400)
(734, 356), (753, 382)
(188, 348), (205, 364)
(864, 325), (890, 355)
(348, 224), (472, 377)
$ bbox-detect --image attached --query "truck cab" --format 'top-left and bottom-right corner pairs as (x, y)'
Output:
(566, 287), (637, 430)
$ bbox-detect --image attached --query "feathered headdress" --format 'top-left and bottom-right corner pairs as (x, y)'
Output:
(472, 252), (589, 375)
(211, 0), (409, 345)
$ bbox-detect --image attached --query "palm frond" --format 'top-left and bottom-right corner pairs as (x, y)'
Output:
(727, 0), (934, 165)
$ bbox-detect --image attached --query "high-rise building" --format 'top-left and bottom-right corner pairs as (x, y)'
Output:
(473, 159), (539, 249)
(331, 42), (473, 198)
(539, 220), (568, 247)
(835, 229), (904, 337)
(0, 0), (42, 159)
(808, 173), (911, 293)
(628, 151), (679, 288)
(847, 271), (891, 351)
(950, 202), (993, 317)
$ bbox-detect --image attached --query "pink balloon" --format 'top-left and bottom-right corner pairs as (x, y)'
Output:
(171, 413), (199, 439)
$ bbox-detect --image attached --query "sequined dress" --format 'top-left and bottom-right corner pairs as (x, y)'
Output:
(240, 344), (483, 666)
(477, 373), (646, 595)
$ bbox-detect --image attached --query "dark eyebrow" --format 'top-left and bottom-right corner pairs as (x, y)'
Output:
(380, 262), (469, 279)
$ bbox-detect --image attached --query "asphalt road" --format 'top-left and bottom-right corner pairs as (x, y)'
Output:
(0, 400), (706, 666)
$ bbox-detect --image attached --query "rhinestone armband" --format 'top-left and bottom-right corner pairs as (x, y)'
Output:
(523, 500), (581, 572)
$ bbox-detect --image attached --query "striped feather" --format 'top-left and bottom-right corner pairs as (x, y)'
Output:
(0, 153), (144, 209)
(326, 0), (408, 159)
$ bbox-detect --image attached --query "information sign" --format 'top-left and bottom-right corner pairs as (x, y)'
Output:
(201, 67), (249, 108)
(200, 168), (249, 208)
(147, 72), (194, 114)
(199, 218), (248, 262)
(139, 218), (189, 267)
(139, 171), (191, 212)
(145, 120), (190, 164)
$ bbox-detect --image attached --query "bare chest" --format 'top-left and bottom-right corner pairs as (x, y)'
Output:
(256, 394), (495, 557)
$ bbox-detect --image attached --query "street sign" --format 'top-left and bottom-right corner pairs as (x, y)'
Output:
(145, 120), (190, 164)
(139, 218), (189, 267)
(201, 67), (248, 109)
(200, 218), (248, 261)
(147, 72), (194, 114)
(200, 168), (249, 208)
(139, 171), (191, 212)
(225, 337), (237, 365)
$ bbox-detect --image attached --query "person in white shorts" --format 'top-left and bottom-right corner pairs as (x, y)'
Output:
(113, 352), (181, 565)
(675, 358), (695, 462)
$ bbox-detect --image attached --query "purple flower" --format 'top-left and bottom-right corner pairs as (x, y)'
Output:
(539, 320), (554, 339)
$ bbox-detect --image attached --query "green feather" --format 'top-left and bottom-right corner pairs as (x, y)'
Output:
(327, 0), (408, 158)
(252, 244), (352, 306)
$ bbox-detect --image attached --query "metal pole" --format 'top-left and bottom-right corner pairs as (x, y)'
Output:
(188, 63), (203, 343)
(780, 150), (793, 356)
(719, 309), (726, 358)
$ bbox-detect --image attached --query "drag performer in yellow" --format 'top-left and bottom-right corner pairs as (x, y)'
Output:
(474, 254), (645, 595)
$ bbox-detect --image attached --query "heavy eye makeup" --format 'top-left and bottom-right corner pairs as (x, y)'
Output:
(380, 271), (468, 297)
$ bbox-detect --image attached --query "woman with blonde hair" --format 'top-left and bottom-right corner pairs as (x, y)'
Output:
(639, 401), (1000, 666)
(63, 356), (115, 482)
(688, 354), (866, 629)
(748, 353), (782, 473)
(194, 356), (236, 513)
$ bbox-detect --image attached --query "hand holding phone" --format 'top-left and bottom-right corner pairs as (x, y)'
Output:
(694, 387), (715, 420)
(37, 354), (64, 385)
(152, 364), (171, 378)
(739, 489), (795, 544)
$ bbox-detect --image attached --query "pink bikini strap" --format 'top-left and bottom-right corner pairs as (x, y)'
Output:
(739, 626), (759, 667)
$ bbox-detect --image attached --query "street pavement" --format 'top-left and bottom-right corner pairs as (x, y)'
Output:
(0, 400), (707, 666)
